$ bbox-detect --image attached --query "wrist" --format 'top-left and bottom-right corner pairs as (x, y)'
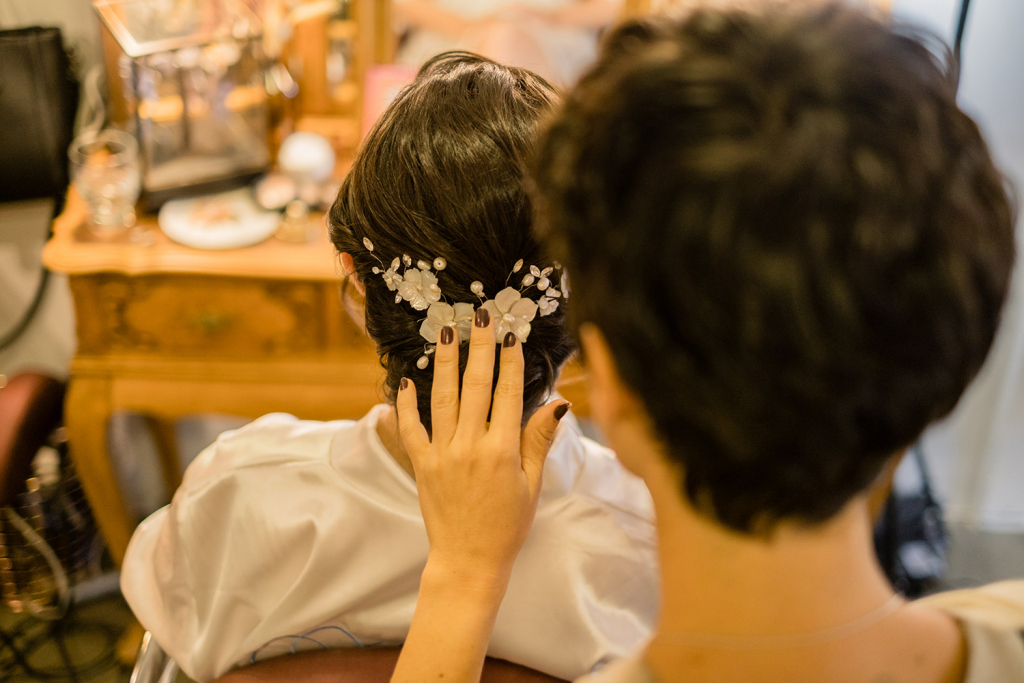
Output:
(393, 556), (509, 683)
(421, 554), (512, 602)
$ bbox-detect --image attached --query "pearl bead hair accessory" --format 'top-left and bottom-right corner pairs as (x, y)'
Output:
(359, 237), (568, 368)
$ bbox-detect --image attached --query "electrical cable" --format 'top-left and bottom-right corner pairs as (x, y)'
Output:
(0, 269), (51, 353)
(952, 0), (972, 90)
(0, 611), (118, 682)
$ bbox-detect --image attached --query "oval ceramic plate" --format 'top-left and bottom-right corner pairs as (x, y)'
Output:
(158, 189), (280, 250)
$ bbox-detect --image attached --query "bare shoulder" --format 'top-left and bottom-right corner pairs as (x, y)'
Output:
(915, 582), (1024, 683)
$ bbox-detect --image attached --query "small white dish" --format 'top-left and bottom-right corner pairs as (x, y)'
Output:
(159, 189), (280, 250)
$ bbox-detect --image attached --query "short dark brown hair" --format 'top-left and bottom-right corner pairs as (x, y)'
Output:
(532, 4), (1015, 533)
(330, 52), (574, 433)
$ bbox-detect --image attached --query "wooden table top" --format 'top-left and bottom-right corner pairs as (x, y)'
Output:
(43, 187), (342, 281)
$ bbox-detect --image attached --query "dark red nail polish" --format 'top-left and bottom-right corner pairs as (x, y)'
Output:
(400, 377), (409, 391)
(503, 331), (516, 348)
(440, 326), (454, 345)
(554, 402), (571, 420)
(475, 307), (490, 328)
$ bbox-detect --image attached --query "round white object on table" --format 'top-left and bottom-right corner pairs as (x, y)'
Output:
(159, 189), (281, 250)
(278, 131), (336, 183)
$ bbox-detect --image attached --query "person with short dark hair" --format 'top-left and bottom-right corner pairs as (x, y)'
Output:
(120, 52), (658, 683)
(388, 5), (1024, 683)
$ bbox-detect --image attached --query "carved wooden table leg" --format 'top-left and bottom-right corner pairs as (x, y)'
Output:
(64, 375), (135, 566)
(145, 415), (183, 497)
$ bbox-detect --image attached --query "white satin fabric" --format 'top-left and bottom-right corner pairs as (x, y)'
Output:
(121, 405), (659, 682)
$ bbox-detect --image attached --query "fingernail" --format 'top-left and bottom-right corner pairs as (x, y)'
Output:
(475, 307), (490, 328)
(554, 402), (570, 421)
(400, 377), (409, 391)
(440, 326), (454, 345)
(503, 331), (516, 348)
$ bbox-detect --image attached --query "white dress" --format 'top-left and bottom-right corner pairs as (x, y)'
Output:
(120, 405), (659, 682)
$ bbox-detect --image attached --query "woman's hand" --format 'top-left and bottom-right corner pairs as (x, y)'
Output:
(397, 306), (569, 586)
(390, 306), (569, 683)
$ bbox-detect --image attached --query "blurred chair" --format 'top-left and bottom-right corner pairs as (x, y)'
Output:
(130, 631), (568, 683)
(0, 372), (121, 679)
(0, 373), (65, 507)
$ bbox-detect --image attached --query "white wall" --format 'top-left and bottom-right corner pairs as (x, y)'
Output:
(892, 0), (1024, 531)
(0, 0), (103, 77)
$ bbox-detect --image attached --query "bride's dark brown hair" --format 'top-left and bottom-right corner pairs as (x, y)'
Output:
(329, 52), (574, 433)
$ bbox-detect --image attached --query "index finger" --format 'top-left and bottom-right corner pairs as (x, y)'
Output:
(396, 378), (430, 461)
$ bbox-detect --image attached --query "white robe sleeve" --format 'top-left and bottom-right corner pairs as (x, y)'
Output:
(120, 414), (360, 682)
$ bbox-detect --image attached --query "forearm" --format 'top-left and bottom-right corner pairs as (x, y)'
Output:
(394, 0), (473, 39)
(389, 320), (561, 683)
(391, 559), (510, 683)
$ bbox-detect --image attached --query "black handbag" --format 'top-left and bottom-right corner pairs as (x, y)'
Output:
(0, 26), (79, 211)
(0, 26), (79, 352)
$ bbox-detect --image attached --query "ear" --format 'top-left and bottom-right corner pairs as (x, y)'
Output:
(579, 323), (679, 487)
(340, 252), (367, 296)
(578, 323), (644, 432)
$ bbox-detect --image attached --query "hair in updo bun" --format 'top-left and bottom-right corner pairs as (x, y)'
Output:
(328, 51), (575, 434)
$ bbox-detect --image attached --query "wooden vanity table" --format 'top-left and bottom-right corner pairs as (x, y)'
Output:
(42, 190), (382, 565)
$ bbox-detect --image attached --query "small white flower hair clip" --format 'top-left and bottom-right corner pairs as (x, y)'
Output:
(361, 238), (568, 369)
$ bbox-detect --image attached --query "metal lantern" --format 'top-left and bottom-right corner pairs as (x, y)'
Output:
(96, 0), (271, 209)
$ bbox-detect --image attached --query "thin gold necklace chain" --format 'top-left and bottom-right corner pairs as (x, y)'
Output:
(653, 594), (906, 650)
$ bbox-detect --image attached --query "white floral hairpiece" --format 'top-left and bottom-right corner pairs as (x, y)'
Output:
(361, 238), (569, 369)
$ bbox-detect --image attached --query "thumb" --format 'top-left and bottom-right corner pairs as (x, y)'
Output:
(521, 401), (571, 496)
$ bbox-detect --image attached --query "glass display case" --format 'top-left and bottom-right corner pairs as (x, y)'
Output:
(95, 0), (270, 209)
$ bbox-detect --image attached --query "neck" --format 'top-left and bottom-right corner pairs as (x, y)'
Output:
(377, 405), (416, 479)
(608, 423), (898, 644)
(649, 478), (894, 640)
